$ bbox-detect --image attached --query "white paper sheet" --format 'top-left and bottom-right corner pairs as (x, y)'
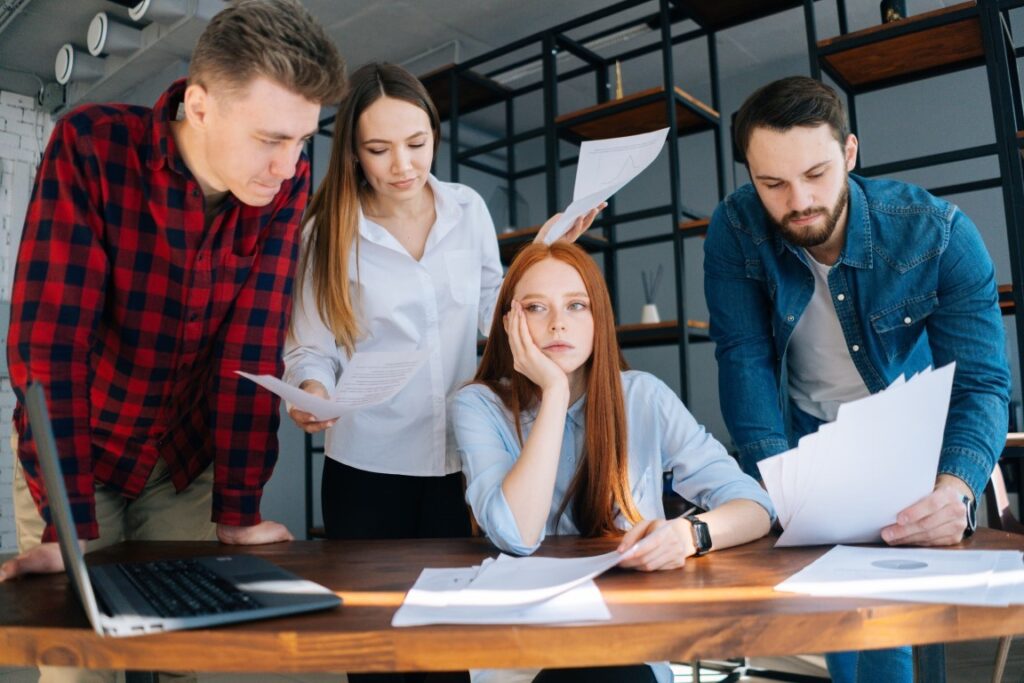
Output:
(759, 363), (955, 547)
(776, 545), (1024, 607)
(410, 550), (625, 608)
(236, 351), (427, 421)
(392, 569), (610, 627)
(542, 128), (668, 244)
(391, 549), (639, 626)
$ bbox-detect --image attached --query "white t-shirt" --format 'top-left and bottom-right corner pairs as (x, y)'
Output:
(786, 251), (870, 422)
(284, 175), (503, 476)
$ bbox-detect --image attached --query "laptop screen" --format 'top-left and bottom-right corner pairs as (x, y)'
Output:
(24, 382), (105, 633)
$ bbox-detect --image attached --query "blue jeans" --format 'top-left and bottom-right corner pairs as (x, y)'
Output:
(825, 647), (912, 683)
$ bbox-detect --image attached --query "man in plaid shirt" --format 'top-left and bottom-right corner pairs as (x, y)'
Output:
(2, 0), (345, 583)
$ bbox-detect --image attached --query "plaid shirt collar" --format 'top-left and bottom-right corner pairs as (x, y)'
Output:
(146, 78), (190, 176)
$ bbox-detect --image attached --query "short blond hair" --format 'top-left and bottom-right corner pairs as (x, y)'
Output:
(189, 0), (346, 105)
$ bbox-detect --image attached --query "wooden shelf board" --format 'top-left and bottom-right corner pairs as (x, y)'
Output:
(673, 0), (821, 31)
(477, 320), (710, 353)
(817, 2), (983, 92)
(617, 320), (711, 348)
(679, 218), (710, 237)
(556, 86), (719, 141)
(999, 283), (1015, 315)
(419, 63), (510, 121)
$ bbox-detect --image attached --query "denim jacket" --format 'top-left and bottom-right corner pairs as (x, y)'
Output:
(703, 174), (1010, 500)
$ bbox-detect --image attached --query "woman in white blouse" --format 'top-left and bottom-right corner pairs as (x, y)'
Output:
(452, 242), (773, 683)
(284, 63), (600, 546)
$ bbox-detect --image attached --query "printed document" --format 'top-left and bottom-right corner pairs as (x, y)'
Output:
(543, 128), (668, 244)
(776, 545), (1024, 606)
(237, 351), (427, 421)
(392, 549), (630, 626)
(758, 363), (955, 547)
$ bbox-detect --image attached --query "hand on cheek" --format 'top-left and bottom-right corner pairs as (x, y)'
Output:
(504, 301), (568, 395)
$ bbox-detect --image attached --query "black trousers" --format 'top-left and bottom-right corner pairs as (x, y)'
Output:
(321, 459), (471, 540)
(323, 460), (472, 683)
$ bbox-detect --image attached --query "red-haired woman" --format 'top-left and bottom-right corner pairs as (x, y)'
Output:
(284, 63), (601, 546)
(453, 242), (774, 683)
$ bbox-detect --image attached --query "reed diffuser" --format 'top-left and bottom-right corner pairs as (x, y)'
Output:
(640, 264), (663, 324)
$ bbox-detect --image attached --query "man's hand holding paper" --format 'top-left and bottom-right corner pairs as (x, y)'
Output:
(882, 474), (973, 547)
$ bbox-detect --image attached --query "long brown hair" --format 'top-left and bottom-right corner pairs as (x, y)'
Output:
(299, 63), (441, 354)
(473, 242), (641, 537)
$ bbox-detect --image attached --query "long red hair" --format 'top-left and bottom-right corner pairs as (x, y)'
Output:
(473, 242), (641, 537)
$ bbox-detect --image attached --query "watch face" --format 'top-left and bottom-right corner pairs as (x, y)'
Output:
(685, 514), (712, 555)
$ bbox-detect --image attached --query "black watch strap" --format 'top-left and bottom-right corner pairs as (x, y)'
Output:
(684, 513), (712, 556)
(962, 494), (977, 538)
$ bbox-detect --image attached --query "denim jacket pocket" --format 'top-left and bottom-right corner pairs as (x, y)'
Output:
(870, 292), (938, 362)
(745, 258), (777, 299)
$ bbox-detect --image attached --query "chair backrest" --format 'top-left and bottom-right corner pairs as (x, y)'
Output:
(985, 463), (1024, 534)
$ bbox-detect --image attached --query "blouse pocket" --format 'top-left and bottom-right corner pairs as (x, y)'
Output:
(870, 292), (937, 362)
(445, 249), (481, 306)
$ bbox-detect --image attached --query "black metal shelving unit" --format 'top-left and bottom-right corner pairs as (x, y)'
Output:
(424, 0), (838, 405)
(301, 0), (1024, 536)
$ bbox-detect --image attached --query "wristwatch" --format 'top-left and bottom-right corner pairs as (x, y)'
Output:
(683, 513), (712, 556)
(962, 494), (977, 539)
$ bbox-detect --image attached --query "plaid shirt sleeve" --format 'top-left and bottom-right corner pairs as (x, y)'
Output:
(8, 114), (108, 541)
(207, 160), (310, 527)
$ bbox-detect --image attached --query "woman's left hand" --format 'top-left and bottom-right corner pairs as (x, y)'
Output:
(533, 202), (607, 245)
(616, 518), (695, 571)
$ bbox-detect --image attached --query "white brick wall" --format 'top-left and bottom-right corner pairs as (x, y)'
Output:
(0, 90), (52, 553)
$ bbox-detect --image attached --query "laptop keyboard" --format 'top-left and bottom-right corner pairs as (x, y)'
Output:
(117, 559), (262, 618)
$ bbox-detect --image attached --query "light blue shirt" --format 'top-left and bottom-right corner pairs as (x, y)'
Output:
(452, 370), (775, 556)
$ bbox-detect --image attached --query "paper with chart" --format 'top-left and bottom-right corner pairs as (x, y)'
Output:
(236, 351), (427, 421)
(775, 545), (1024, 607)
(758, 363), (956, 547)
(542, 128), (669, 244)
(391, 550), (628, 626)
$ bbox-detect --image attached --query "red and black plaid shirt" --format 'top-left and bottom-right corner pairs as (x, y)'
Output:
(8, 79), (308, 541)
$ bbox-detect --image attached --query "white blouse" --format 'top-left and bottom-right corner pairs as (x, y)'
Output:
(284, 175), (503, 476)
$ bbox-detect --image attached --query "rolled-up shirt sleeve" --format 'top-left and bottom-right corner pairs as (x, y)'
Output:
(452, 385), (540, 555)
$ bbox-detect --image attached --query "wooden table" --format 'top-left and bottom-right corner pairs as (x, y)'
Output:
(0, 531), (1022, 675)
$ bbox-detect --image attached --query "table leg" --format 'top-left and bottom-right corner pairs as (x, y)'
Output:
(912, 643), (946, 683)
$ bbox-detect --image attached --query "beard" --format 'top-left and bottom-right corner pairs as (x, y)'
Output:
(770, 181), (849, 249)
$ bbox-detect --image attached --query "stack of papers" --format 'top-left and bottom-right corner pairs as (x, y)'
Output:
(543, 128), (668, 244)
(758, 363), (956, 547)
(777, 545), (1024, 606)
(237, 351), (427, 421)
(392, 550), (625, 627)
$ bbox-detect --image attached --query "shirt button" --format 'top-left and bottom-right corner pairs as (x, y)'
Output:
(836, 293), (846, 302)
(197, 253), (204, 263)
(851, 344), (860, 352)
(190, 312), (199, 321)
(786, 314), (795, 323)
(192, 188), (199, 198)
(904, 316), (912, 324)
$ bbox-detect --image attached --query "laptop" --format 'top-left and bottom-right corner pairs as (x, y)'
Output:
(24, 381), (342, 637)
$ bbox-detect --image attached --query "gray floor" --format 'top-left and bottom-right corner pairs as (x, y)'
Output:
(1, 639), (1021, 682)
